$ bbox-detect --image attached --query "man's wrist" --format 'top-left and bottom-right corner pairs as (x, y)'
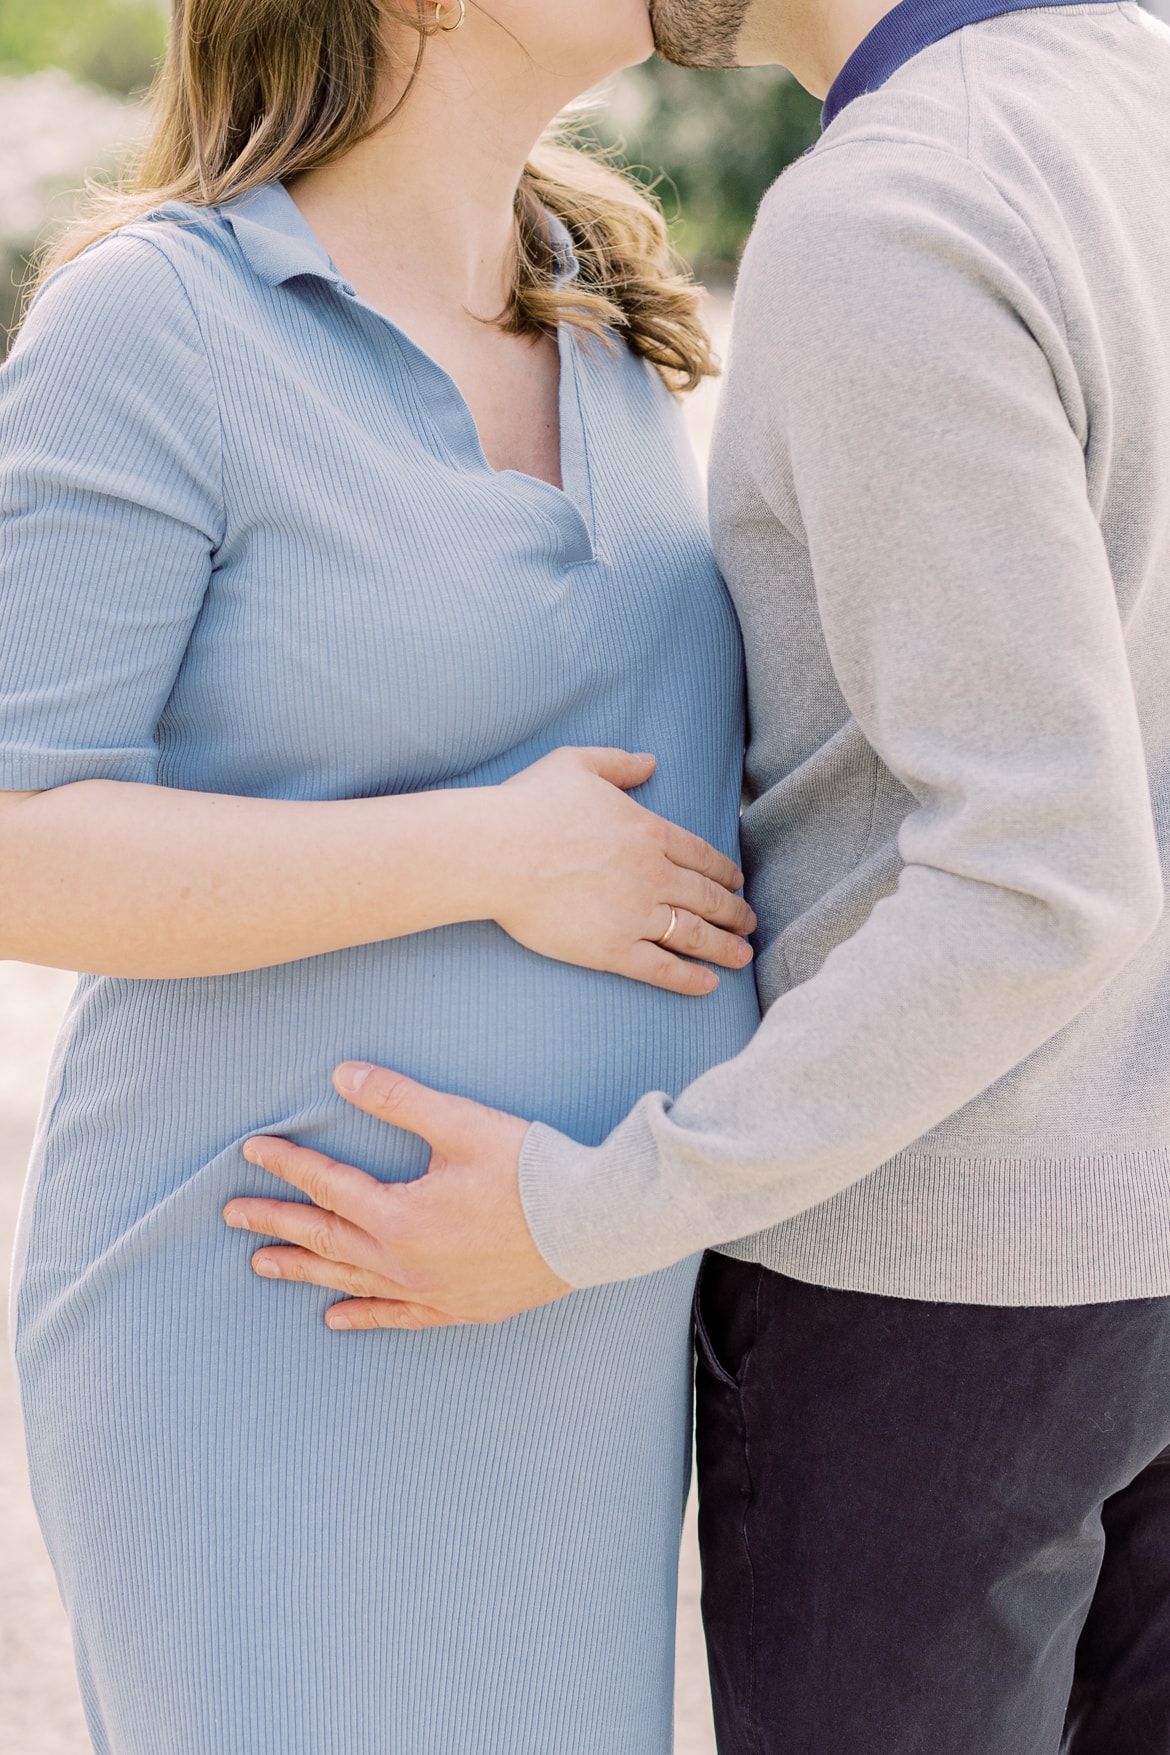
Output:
(518, 1102), (685, 1290)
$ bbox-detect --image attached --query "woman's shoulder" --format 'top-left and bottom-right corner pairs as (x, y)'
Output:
(582, 326), (698, 460)
(5, 211), (225, 465)
(30, 203), (235, 330)
(26, 183), (345, 347)
(9, 198), (264, 416)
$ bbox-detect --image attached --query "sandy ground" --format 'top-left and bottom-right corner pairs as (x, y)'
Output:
(0, 962), (718, 1754)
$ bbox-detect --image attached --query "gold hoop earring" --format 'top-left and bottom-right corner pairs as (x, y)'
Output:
(434, 0), (466, 29)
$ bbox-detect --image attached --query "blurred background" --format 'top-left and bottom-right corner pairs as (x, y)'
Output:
(0, 0), (824, 351)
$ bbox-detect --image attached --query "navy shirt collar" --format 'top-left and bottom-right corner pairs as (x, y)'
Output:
(823, 0), (1094, 128)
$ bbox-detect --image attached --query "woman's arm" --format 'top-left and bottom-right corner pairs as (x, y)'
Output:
(2, 246), (751, 992)
(0, 746), (754, 991)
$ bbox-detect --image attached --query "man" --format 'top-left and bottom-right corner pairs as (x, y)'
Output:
(226, 0), (1170, 1746)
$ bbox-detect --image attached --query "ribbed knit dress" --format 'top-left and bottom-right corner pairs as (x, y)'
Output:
(1, 185), (760, 1755)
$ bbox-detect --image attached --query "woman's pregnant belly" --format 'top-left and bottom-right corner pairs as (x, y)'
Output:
(16, 924), (760, 1303)
(14, 920), (751, 1755)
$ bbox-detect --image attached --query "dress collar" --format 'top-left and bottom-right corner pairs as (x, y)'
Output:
(220, 182), (344, 289)
(545, 214), (582, 288)
(218, 181), (581, 293)
(823, 0), (1097, 128)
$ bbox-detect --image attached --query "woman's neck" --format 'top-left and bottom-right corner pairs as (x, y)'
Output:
(288, 20), (572, 324)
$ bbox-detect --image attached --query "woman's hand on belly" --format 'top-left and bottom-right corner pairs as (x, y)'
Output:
(224, 1061), (571, 1328)
(0, 748), (751, 991)
(484, 747), (755, 997)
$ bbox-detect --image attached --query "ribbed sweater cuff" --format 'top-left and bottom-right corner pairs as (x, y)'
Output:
(518, 1108), (668, 1289)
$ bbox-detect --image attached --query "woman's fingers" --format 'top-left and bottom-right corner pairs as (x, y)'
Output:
(656, 818), (744, 893)
(618, 910), (754, 994)
(669, 868), (757, 936)
(570, 747), (657, 791)
(622, 938), (720, 996)
(665, 908), (755, 970)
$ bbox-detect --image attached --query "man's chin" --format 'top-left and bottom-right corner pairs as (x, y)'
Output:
(648, 0), (753, 69)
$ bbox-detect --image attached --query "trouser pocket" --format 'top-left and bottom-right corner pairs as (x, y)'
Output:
(693, 1253), (761, 1390)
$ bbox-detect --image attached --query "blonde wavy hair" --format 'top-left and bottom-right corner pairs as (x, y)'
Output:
(36, 0), (715, 391)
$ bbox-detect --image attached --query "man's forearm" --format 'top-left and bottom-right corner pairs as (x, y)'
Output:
(519, 851), (1161, 1288)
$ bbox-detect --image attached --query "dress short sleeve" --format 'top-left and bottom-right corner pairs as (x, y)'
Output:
(0, 231), (222, 790)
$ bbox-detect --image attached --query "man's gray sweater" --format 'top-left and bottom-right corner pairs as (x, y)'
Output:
(520, 2), (1170, 1304)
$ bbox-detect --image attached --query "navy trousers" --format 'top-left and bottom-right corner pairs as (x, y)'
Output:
(695, 1255), (1170, 1755)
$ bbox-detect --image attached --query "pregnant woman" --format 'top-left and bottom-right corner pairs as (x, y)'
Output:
(0, 2), (759, 1751)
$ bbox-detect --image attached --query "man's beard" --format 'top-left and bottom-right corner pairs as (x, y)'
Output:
(648, 0), (753, 68)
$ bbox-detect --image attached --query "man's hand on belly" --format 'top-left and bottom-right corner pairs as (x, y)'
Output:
(223, 1062), (572, 1328)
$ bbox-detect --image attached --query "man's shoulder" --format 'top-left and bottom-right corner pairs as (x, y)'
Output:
(740, 126), (1012, 327)
(754, 2), (1168, 257)
(749, 47), (981, 269)
(724, 65), (1069, 417)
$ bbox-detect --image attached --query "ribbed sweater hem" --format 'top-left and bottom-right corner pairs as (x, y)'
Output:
(720, 1144), (1170, 1305)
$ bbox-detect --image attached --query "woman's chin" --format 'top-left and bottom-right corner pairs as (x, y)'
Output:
(632, 1), (659, 58)
(628, 25), (658, 67)
(577, 5), (658, 79)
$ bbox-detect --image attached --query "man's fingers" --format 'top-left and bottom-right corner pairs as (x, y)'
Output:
(325, 1298), (455, 1332)
(659, 819), (744, 892)
(239, 1134), (388, 1225)
(249, 1246), (407, 1300)
(333, 1062), (517, 1158)
(225, 1194), (377, 1267)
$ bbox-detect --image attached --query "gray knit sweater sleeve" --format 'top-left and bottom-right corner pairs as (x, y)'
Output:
(518, 138), (1164, 1288)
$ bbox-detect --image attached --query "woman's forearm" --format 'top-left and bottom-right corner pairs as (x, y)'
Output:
(0, 780), (496, 977)
(0, 749), (756, 992)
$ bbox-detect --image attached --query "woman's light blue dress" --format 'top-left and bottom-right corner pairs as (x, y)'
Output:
(1, 185), (760, 1755)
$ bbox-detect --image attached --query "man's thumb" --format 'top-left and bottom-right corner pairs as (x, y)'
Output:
(333, 1063), (458, 1145)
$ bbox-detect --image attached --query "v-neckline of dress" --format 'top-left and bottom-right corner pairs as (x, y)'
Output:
(359, 305), (599, 563)
(228, 182), (600, 565)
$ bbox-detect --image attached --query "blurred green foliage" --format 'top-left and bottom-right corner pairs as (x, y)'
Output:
(592, 61), (822, 275)
(0, 0), (166, 95)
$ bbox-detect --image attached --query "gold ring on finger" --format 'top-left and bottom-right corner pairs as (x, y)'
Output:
(656, 906), (680, 948)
